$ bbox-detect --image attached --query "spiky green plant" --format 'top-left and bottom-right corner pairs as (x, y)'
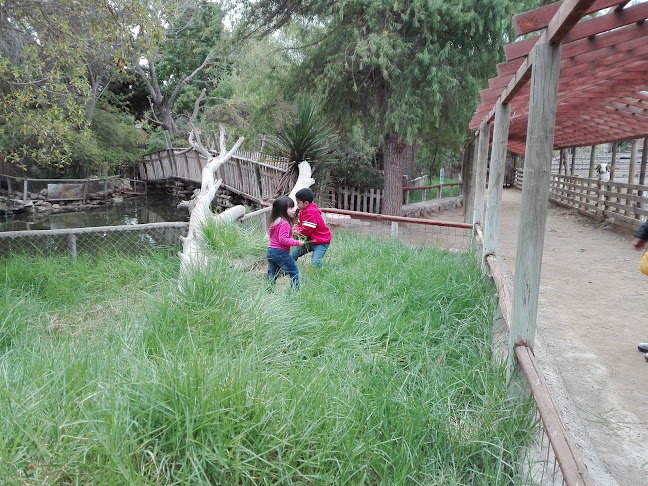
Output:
(269, 101), (337, 163)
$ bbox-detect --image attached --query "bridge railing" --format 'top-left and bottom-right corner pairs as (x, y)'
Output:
(140, 148), (294, 203)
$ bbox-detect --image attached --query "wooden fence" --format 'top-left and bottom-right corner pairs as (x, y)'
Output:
(326, 186), (384, 213)
(515, 169), (648, 232)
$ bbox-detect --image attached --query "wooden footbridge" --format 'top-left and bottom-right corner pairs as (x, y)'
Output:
(138, 148), (462, 213)
(138, 148), (296, 205)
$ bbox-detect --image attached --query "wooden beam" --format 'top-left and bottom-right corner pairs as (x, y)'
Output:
(483, 103), (511, 259)
(513, 0), (626, 36)
(509, 42), (562, 367)
(506, 1), (648, 61)
(473, 122), (491, 226)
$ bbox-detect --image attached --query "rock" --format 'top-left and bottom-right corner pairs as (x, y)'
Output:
(402, 195), (463, 218)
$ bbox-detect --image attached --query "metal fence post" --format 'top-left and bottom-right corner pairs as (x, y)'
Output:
(67, 234), (77, 259)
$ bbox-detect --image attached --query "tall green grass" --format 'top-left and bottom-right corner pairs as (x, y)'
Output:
(0, 227), (536, 485)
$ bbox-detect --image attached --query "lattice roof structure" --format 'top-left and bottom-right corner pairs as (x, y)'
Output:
(469, 0), (648, 154)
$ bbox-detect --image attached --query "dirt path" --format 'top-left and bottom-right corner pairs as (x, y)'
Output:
(439, 188), (647, 486)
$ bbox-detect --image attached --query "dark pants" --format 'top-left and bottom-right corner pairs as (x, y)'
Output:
(267, 247), (300, 288)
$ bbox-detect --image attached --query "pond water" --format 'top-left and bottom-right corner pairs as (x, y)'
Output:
(0, 195), (190, 232)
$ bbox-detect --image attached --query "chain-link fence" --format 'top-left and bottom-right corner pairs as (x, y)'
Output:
(0, 222), (188, 259)
(0, 207), (472, 258)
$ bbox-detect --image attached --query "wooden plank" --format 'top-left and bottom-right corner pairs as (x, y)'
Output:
(506, 2), (648, 61)
(513, 0), (623, 37)
(483, 102), (511, 259)
(473, 121), (491, 225)
(510, 43), (562, 365)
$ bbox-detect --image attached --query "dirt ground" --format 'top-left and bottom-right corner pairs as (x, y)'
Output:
(438, 189), (647, 486)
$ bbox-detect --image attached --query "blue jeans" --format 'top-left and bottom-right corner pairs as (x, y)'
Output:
(267, 247), (300, 288)
(290, 243), (329, 267)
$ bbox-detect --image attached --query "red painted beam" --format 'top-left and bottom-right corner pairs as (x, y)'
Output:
(513, 0), (627, 37)
(506, 2), (648, 61)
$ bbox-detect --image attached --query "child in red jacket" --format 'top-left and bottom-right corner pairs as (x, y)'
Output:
(291, 188), (332, 267)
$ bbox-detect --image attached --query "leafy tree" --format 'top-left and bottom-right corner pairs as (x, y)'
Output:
(199, 33), (300, 151)
(129, 0), (229, 136)
(240, 0), (512, 214)
(0, 0), (146, 173)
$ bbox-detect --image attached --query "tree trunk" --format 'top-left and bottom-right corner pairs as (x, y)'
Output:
(383, 132), (407, 215)
(402, 141), (418, 182)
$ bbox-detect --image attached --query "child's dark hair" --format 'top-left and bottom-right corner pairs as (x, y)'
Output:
(295, 188), (315, 203)
(268, 196), (295, 225)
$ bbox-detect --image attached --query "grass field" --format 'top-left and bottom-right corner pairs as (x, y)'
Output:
(0, 223), (536, 485)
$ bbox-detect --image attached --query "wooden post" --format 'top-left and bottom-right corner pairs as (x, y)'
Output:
(7, 176), (11, 196)
(609, 142), (618, 211)
(570, 146), (576, 175)
(462, 139), (476, 223)
(509, 42), (562, 375)
(483, 102), (511, 261)
(588, 145), (596, 179)
(390, 221), (399, 239)
(639, 137), (648, 211)
(23, 179), (28, 201)
(473, 121), (491, 226)
(629, 139), (638, 184)
(640, 137), (648, 185)
(628, 139), (638, 217)
(254, 164), (264, 199)
(67, 234), (77, 259)
(610, 142), (618, 181)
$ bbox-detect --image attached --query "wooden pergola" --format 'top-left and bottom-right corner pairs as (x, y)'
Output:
(469, 0), (648, 353)
(470, 0), (648, 153)
(466, 3), (648, 483)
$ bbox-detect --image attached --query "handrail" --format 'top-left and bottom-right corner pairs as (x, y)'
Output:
(320, 207), (472, 228)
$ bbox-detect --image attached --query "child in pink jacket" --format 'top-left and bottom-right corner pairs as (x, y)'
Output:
(267, 196), (305, 289)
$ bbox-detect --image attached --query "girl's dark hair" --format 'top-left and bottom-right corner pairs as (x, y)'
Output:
(268, 196), (295, 225)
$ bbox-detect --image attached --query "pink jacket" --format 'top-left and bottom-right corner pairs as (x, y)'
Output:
(268, 219), (302, 251)
(294, 203), (332, 245)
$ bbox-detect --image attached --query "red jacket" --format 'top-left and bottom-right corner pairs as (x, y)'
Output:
(295, 203), (332, 245)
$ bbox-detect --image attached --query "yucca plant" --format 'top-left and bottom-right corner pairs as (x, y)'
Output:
(269, 101), (338, 195)
(270, 100), (337, 162)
